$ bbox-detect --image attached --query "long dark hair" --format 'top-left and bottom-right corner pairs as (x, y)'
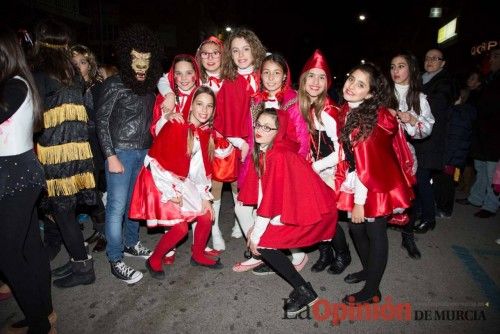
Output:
(187, 86), (215, 160)
(31, 19), (76, 86)
(0, 27), (42, 131)
(252, 108), (279, 177)
(388, 51), (422, 114)
(340, 63), (390, 149)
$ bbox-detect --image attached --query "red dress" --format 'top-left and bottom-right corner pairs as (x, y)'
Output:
(335, 106), (414, 218)
(129, 121), (213, 227)
(238, 111), (337, 249)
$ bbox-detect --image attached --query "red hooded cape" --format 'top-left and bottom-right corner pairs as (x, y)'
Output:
(238, 110), (337, 248)
(335, 106), (414, 217)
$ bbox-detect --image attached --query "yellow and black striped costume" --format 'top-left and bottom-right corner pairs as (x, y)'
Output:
(35, 73), (97, 212)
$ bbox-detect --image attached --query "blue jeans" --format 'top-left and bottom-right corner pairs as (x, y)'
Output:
(469, 160), (499, 213)
(105, 149), (147, 262)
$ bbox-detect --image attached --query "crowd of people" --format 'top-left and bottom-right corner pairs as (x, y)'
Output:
(1, 18), (499, 333)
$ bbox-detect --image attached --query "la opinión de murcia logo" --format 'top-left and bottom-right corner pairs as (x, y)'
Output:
(282, 297), (489, 324)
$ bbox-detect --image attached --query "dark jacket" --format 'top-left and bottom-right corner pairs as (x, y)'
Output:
(96, 75), (154, 158)
(412, 69), (456, 170)
(470, 70), (500, 161)
(444, 102), (477, 168)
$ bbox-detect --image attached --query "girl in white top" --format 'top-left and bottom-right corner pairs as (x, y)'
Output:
(389, 51), (435, 260)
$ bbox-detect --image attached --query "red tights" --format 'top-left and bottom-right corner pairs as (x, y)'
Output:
(149, 212), (215, 270)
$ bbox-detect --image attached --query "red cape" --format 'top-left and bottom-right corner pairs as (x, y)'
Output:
(335, 106), (414, 217)
(148, 121), (212, 178)
(214, 74), (257, 139)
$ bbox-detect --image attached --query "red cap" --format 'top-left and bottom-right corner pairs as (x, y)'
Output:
(301, 49), (332, 89)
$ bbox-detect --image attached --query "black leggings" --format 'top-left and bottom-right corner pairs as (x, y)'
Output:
(0, 188), (52, 333)
(349, 217), (388, 297)
(53, 209), (87, 261)
(259, 249), (306, 289)
(331, 223), (348, 252)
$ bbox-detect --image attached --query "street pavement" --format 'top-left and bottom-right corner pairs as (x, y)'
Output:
(1, 189), (499, 333)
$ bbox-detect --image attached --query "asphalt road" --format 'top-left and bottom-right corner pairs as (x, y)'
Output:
(1, 189), (499, 333)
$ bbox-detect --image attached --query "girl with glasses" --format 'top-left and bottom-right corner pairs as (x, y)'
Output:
(238, 108), (337, 316)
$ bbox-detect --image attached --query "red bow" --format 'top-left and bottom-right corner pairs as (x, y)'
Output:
(208, 76), (222, 88)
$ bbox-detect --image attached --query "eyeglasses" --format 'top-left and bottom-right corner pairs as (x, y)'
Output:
(425, 56), (443, 62)
(254, 122), (277, 133)
(200, 51), (221, 59)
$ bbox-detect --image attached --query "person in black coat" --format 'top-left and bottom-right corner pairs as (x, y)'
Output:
(413, 48), (457, 232)
(457, 46), (500, 218)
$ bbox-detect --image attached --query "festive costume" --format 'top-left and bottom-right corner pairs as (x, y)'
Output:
(238, 110), (337, 249)
(129, 113), (222, 270)
(336, 105), (414, 217)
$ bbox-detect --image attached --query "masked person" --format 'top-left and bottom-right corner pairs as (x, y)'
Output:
(96, 25), (162, 284)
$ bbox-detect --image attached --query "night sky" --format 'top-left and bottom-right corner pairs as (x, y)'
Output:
(3, 0), (498, 86)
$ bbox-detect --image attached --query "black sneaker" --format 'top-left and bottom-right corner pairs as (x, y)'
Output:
(124, 241), (152, 259)
(252, 263), (275, 276)
(110, 260), (143, 284)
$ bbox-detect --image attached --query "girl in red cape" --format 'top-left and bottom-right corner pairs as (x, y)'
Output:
(213, 28), (267, 268)
(235, 53), (311, 274)
(157, 40), (237, 254)
(129, 86), (223, 280)
(336, 63), (413, 305)
(238, 108), (336, 316)
(289, 49), (352, 276)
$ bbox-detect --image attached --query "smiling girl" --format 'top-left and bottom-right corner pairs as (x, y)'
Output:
(130, 86), (223, 279)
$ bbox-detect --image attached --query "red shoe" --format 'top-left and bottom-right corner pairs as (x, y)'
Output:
(205, 248), (222, 257)
(162, 253), (176, 265)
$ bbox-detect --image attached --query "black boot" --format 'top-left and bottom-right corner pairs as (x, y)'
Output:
(327, 247), (351, 275)
(53, 256), (96, 288)
(402, 232), (421, 259)
(51, 260), (72, 278)
(310, 242), (333, 272)
(413, 220), (436, 234)
(284, 282), (318, 316)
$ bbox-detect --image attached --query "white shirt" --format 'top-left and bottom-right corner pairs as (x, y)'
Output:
(394, 83), (435, 139)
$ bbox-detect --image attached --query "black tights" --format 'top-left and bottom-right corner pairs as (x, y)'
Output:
(0, 188), (52, 333)
(331, 224), (348, 252)
(259, 249), (306, 289)
(349, 217), (388, 299)
(53, 209), (87, 261)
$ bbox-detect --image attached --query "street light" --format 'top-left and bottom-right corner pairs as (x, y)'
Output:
(359, 14), (366, 21)
(225, 27), (232, 32)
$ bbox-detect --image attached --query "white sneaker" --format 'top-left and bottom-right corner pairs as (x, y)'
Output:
(124, 241), (152, 259)
(231, 222), (243, 238)
(110, 260), (143, 284)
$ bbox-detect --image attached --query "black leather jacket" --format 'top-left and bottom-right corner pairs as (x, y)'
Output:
(96, 75), (154, 158)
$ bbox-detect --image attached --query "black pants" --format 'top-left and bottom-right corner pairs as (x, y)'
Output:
(259, 249), (306, 289)
(349, 217), (388, 297)
(433, 172), (455, 215)
(53, 209), (87, 261)
(0, 188), (52, 333)
(414, 168), (437, 223)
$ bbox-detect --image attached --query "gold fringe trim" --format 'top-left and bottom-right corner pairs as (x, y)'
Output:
(37, 142), (93, 165)
(46, 172), (96, 197)
(44, 104), (88, 128)
(39, 41), (68, 49)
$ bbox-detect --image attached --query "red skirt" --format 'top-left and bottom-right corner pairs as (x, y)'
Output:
(129, 167), (201, 227)
(258, 211), (337, 249)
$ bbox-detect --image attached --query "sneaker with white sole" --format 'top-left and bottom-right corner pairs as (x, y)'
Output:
(124, 241), (152, 259)
(110, 260), (143, 284)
